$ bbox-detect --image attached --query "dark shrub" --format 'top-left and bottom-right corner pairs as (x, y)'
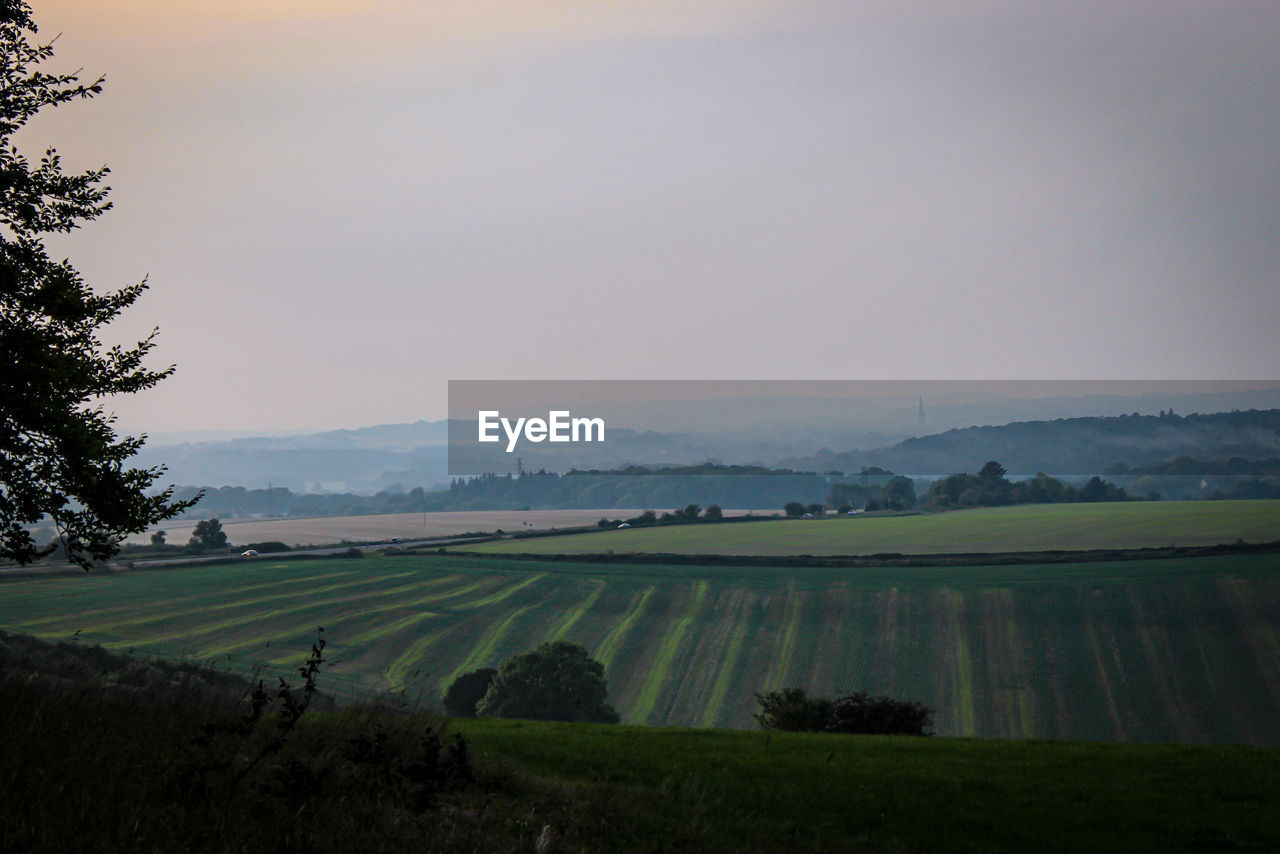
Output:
(477, 640), (619, 723)
(442, 668), (497, 717)
(824, 691), (934, 736)
(753, 687), (934, 736)
(752, 687), (833, 732)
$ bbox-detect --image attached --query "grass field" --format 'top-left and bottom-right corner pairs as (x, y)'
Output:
(122, 508), (663, 546)
(8, 666), (1279, 853)
(464, 500), (1280, 556)
(2, 550), (1278, 743)
(456, 718), (1280, 852)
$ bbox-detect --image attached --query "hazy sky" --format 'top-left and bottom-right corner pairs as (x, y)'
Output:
(22, 1), (1280, 433)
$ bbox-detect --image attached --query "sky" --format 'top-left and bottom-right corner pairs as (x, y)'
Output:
(20, 1), (1280, 434)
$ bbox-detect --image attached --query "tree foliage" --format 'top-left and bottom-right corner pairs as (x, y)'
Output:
(475, 640), (619, 724)
(442, 668), (496, 718)
(188, 518), (228, 551)
(0, 1), (193, 568)
(754, 687), (934, 736)
(752, 687), (833, 732)
(824, 691), (934, 736)
(920, 462), (1130, 508)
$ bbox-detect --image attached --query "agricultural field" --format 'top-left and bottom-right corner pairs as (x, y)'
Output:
(122, 509), (661, 547)
(454, 719), (1280, 853)
(465, 500), (1280, 556)
(2, 551), (1278, 743)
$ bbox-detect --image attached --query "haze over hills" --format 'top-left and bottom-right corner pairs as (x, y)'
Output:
(135, 387), (1280, 494)
(787, 409), (1280, 476)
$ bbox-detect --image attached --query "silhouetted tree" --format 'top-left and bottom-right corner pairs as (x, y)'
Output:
(0, 1), (193, 569)
(189, 519), (228, 550)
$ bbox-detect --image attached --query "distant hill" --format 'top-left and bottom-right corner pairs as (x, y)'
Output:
(134, 400), (1280, 495)
(791, 409), (1280, 476)
(134, 421), (450, 493)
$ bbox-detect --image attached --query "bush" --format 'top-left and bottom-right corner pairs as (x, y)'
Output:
(752, 687), (833, 732)
(824, 691), (934, 736)
(442, 668), (496, 717)
(476, 640), (619, 723)
(753, 687), (933, 736)
(784, 502), (806, 517)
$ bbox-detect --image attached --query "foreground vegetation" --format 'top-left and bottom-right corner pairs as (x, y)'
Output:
(3, 652), (1278, 853)
(465, 500), (1280, 556)
(458, 717), (1280, 853)
(2, 549), (1278, 742)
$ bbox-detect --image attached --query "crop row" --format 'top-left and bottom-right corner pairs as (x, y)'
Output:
(0, 554), (1277, 742)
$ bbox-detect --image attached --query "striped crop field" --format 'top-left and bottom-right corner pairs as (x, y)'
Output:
(462, 500), (1280, 556)
(1, 552), (1279, 743)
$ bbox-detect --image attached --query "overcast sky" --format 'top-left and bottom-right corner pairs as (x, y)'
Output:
(22, 1), (1280, 434)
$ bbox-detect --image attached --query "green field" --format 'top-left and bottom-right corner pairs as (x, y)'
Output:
(2, 551), (1279, 743)
(455, 718), (1280, 852)
(463, 500), (1280, 555)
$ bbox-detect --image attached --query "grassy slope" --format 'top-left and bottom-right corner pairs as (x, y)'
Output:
(462, 500), (1280, 555)
(2, 552), (1279, 742)
(458, 717), (1280, 853)
(5, 659), (1277, 853)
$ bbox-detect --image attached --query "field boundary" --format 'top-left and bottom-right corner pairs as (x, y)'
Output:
(437, 539), (1280, 568)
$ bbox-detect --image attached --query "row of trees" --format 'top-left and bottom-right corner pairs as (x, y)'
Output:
(596, 504), (724, 528)
(753, 687), (934, 736)
(814, 462), (1134, 514)
(921, 462), (1131, 507)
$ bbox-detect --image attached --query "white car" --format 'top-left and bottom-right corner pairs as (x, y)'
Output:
(240, 549), (259, 558)
(617, 522), (631, 528)
(389, 537), (404, 544)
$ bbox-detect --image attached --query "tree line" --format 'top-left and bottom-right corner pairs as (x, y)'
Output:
(820, 461), (1135, 514)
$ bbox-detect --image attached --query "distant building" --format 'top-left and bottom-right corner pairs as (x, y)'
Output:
(917, 396), (926, 430)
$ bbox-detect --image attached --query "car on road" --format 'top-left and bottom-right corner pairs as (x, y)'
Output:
(240, 549), (259, 558)
(389, 537), (404, 544)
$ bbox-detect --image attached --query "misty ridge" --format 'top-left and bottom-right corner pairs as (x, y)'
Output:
(135, 388), (1280, 495)
(786, 409), (1280, 476)
(142, 406), (1280, 520)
